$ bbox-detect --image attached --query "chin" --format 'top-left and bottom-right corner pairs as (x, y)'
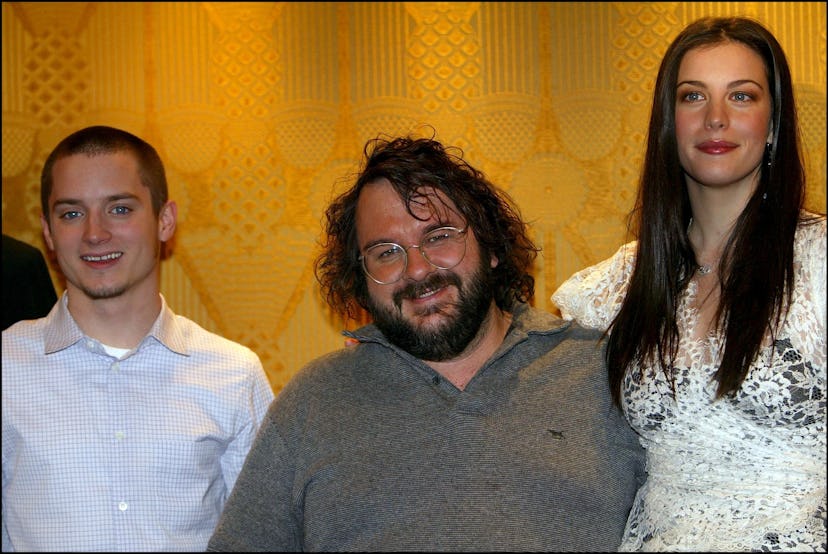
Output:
(81, 284), (127, 300)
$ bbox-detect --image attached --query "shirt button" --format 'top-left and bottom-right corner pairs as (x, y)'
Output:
(118, 501), (128, 511)
(87, 340), (95, 349)
(111, 362), (120, 372)
(432, 375), (440, 385)
(115, 431), (125, 440)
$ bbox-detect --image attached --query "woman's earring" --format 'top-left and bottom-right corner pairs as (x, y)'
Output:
(765, 142), (773, 167)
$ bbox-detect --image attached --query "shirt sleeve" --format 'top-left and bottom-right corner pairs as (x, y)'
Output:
(550, 241), (637, 332)
(219, 353), (275, 496)
(208, 402), (299, 552)
(2, 511), (13, 552)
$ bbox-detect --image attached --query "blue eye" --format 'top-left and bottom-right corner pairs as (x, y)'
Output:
(59, 210), (82, 220)
(111, 205), (132, 215)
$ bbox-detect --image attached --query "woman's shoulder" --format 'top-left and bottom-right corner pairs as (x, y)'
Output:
(550, 241), (637, 331)
(796, 211), (826, 237)
(559, 241), (638, 286)
(794, 211), (826, 259)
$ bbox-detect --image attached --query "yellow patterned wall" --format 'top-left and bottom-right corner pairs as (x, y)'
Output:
(3, 2), (825, 392)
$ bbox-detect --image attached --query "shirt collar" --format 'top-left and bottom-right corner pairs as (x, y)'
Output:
(146, 295), (189, 356)
(43, 292), (189, 356)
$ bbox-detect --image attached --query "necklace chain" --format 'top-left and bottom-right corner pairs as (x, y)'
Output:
(688, 217), (717, 275)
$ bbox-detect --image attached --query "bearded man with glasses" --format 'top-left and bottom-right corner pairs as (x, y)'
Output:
(208, 134), (645, 552)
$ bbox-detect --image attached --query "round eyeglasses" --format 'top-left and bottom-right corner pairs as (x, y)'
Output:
(359, 226), (468, 285)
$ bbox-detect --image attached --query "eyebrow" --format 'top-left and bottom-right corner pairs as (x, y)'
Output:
(362, 221), (463, 250)
(52, 192), (141, 208)
(677, 79), (765, 90)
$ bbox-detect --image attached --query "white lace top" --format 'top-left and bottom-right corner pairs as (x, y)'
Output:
(552, 217), (827, 552)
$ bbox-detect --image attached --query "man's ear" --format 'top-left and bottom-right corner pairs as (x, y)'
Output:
(41, 214), (55, 251)
(158, 201), (177, 242)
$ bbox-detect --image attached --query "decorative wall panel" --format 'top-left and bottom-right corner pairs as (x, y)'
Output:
(3, 2), (825, 392)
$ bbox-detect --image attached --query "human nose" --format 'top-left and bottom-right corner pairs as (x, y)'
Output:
(83, 212), (111, 244)
(403, 244), (434, 280)
(704, 99), (728, 130)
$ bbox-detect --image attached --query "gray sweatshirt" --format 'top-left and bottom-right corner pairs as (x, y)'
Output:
(207, 303), (645, 552)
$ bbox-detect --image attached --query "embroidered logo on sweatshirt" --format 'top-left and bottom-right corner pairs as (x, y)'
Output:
(547, 429), (565, 440)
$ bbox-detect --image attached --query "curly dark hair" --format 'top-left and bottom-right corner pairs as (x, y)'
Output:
(315, 134), (539, 319)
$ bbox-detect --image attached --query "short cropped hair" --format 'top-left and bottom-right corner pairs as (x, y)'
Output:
(41, 125), (168, 224)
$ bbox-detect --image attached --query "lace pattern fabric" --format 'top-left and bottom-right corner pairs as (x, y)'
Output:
(551, 217), (827, 552)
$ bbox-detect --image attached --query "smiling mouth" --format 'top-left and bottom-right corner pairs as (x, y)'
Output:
(393, 273), (460, 308)
(81, 252), (122, 262)
(414, 287), (440, 299)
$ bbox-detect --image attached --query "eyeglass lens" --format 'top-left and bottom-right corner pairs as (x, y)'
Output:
(362, 227), (467, 284)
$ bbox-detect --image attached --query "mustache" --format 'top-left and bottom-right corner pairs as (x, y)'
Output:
(392, 272), (462, 308)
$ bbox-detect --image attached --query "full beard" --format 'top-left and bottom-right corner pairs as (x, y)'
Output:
(366, 259), (494, 361)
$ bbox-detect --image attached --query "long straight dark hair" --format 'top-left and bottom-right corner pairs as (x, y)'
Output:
(606, 17), (821, 407)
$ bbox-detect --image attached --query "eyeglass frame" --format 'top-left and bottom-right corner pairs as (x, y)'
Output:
(358, 226), (469, 285)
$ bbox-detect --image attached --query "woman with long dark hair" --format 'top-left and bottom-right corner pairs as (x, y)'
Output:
(553, 17), (825, 551)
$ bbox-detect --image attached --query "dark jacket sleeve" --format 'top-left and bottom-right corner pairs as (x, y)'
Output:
(2, 234), (58, 330)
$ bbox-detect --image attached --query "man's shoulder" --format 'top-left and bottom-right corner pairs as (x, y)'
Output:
(509, 306), (608, 377)
(297, 342), (367, 377)
(168, 313), (261, 363)
(2, 319), (53, 389)
(515, 304), (603, 339)
(279, 340), (377, 396)
(2, 317), (48, 347)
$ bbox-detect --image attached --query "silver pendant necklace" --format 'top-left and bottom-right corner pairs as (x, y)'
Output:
(688, 217), (717, 275)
